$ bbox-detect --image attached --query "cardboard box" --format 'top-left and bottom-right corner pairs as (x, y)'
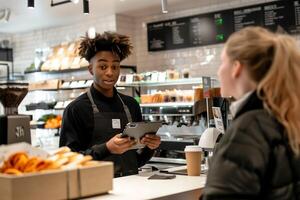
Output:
(0, 170), (68, 200)
(0, 143), (113, 200)
(67, 162), (113, 199)
(0, 162), (113, 200)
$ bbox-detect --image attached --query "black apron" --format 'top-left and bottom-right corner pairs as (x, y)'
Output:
(87, 88), (138, 177)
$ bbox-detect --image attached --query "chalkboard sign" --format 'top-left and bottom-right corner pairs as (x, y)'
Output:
(147, 0), (297, 51)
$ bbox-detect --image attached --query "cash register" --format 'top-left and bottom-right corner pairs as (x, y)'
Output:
(0, 81), (31, 144)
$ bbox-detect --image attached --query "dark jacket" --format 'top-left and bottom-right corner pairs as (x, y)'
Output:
(201, 92), (300, 200)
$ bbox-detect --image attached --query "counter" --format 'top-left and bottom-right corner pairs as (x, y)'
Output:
(84, 172), (206, 200)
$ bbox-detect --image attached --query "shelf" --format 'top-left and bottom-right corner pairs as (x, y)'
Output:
(27, 77), (218, 91)
(141, 102), (195, 116)
(24, 65), (136, 75)
(26, 108), (65, 111)
(29, 87), (88, 92)
(25, 67), (88, 74)
(142, 114), (194, 117)
(140, 102), (194, 107)
(30, 125), (60, 130)
(30, 121), (61, 130)
(118, 77), (203, 87)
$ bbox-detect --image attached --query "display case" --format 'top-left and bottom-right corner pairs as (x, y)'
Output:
(21, 65), (228, 163)
(117, 74), (226, 169)
(20, 65), (136, 150)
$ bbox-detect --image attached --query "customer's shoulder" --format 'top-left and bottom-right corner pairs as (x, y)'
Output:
(236, 109), (277, 128)
(232, 109), (282, 140)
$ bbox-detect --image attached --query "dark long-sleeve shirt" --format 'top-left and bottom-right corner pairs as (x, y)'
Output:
(59, 86), (154, 173)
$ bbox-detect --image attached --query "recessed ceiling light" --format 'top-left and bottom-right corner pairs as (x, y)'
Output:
(88, 27), (96, 39)
(161, 0), (168, 14)
(71, 0), (79, 4)
(28, 0), (34, 9)
(83, 0), (89, 15)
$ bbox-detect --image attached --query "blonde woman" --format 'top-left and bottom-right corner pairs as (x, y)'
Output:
(201, 27), (300, 199)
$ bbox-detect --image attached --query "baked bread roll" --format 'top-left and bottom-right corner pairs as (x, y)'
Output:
(0, 147), (98, 175)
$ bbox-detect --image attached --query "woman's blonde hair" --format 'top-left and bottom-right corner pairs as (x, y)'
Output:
(225, 26), (300, 155)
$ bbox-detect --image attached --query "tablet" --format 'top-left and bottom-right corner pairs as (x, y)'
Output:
(121, 121), (162, 149)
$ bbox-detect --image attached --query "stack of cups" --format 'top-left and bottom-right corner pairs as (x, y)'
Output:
(184, 145), (203, 176)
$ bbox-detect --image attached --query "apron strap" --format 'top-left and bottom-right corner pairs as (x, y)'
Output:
(87, 86), (132, 123)
(87, 88), (100, 113)
(117, 93), (133, 123)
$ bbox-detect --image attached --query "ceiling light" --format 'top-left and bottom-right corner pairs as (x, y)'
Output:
(161, 0), (168, 14)
(83, 0), (89, 15)
(28, 0), (35, 9)
(88, 26), (96, 39)
(51, 0), (72, 7)
(50, 0), (89, 15)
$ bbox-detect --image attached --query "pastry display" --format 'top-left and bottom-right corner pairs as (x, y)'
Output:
(40, 40), (88, 72)
(28, 79), (60, 91)
(140, 89), (194, 104)
(118, 69), (185, 84)
(0, 147), (95, 175)
(70, 56), (81, 69)
(37, 114), (62, 129)
(79, 58), (89, 67)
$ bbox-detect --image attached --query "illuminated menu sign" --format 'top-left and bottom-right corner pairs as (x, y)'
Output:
(147, 0), (297, 51)
(233, 5), (263, 32)
(289, 0), (300, 34)
(263, 1), (292, 32)
(189, 10), (233, 46)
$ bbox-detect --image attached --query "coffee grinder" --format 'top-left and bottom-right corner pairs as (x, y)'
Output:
(0, 81), (31, 144)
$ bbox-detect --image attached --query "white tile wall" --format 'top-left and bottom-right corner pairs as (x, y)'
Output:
(116, 14), (137, 67)
(10, 14), (117, 73)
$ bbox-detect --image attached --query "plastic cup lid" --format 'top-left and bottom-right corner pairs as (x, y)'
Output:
(184, 145), (202, 152)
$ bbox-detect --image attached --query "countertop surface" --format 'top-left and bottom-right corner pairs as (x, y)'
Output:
(84, 171), (206, 200)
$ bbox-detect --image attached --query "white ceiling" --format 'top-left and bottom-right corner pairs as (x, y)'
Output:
(0, 0), (232, 33)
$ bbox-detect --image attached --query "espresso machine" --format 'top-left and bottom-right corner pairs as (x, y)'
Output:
(140, 96), (229, 171)
(0, 81), (31, 144)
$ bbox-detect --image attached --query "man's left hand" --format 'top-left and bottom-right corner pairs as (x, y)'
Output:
(140, 134), (161, 150)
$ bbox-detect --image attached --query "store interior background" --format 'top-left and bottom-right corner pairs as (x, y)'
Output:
(1, 0), (295, 78)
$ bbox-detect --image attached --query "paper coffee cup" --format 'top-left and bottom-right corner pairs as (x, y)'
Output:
(184, 145), (202, 176)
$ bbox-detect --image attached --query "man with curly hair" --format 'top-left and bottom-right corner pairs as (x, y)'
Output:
(59, 32), (161, 177)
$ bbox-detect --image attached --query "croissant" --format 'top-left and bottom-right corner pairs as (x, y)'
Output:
(0, 147), (98, 176)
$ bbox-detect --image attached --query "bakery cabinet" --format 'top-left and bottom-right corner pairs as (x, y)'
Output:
(119, 75), (226, 169)
(20, 65), (136, 151)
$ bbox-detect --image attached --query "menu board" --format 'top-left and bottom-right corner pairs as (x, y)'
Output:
(165, 18), (190, 50)
(263, 1), (292, 33)
(233, 5), (263, 32)
(147, 22), (166, 51)
(289, 0), (300, 34)
(147, 0), (297, 51)
(189, 10), (233, 46)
